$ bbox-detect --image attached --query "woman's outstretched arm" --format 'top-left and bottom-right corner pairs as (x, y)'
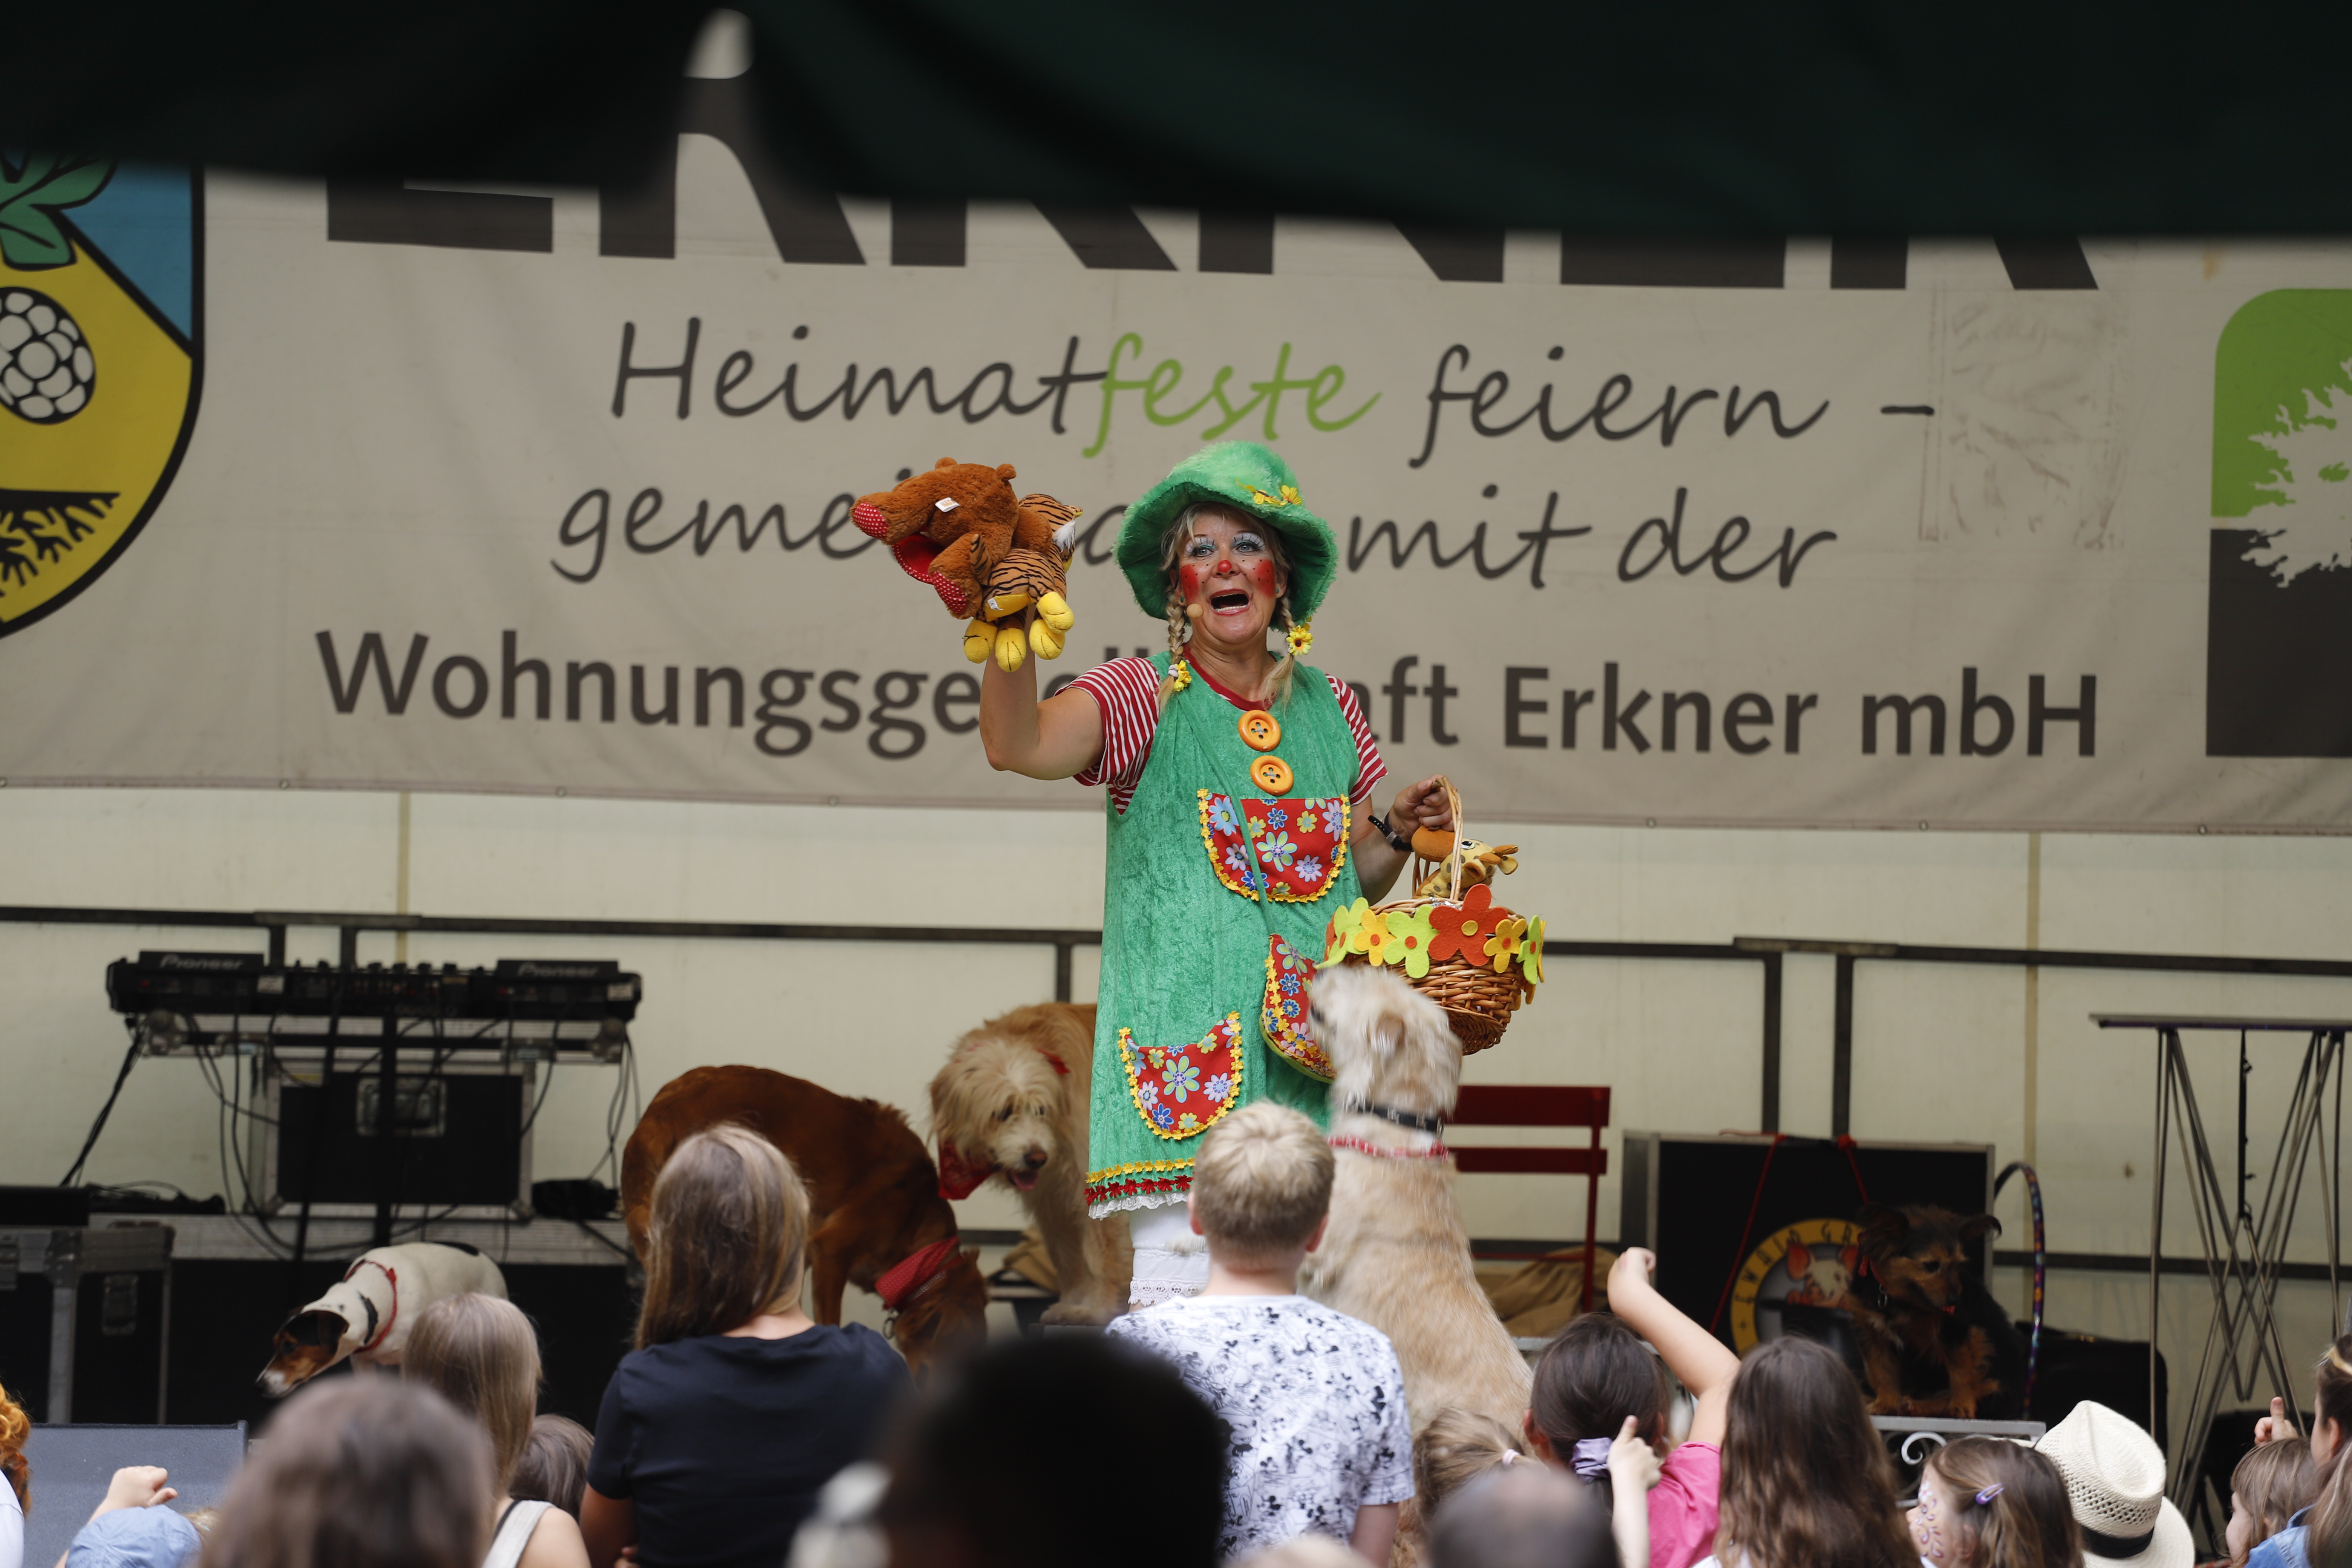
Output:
(979, 648), (1106, 781)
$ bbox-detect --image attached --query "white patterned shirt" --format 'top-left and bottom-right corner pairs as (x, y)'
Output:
(1107, 1294), (1415, 1558)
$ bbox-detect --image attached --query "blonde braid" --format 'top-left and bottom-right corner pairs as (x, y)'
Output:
(1266, 601), (1298, 708)
(1156, 597), (1193, 710)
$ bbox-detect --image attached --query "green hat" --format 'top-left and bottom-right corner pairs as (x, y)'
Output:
(1116, 441), (1337, 622)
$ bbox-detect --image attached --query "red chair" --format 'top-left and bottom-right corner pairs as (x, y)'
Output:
(1452, 1085), (1612, 1312)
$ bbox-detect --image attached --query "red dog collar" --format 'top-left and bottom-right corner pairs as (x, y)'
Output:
(876, 1238), (962, 1313)
(1329, 1134), (1450, 1160)
(342, 1257), (399, 1352)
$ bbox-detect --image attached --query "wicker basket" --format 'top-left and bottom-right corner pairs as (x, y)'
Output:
(1336, 779), (1537, 1054)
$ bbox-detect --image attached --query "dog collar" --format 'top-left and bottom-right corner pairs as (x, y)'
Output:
(1338, 1098), (1445, 1137)
(876, 1237), (962, 1314)
(1329, 1134), (1450, 1160)
(342, 1257), (399, 1352)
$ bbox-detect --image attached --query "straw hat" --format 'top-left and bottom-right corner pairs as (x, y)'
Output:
(2034, 1401), (2195, 1568)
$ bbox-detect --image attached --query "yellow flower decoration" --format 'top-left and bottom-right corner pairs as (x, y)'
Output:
(1167, 657), (1193, 693)
(1245, 483), (1302, 508)
(1286, 620), (1314, 656)
(1520, 916), (1545, 987)
(1323, 898), (1371, 966)
(1349, 907), (1396, 965)
(1484, 916), (1529, 974)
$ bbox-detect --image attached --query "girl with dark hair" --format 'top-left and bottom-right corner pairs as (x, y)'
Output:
(1698, 1336), (1916, 1568)
(580, 1126), (908, 1568)
(2249, 1335), (2352, 1568)
(1907, 1437), (2079, 1568)
(1522, 1249), (1740, 1568)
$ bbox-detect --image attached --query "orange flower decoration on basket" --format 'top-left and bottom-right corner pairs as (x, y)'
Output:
(1426, 883), (1516, 965)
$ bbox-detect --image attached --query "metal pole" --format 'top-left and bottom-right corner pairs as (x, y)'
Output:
(1761, 953), (1783, 1133)
(1833, 954), (1855, 1138)
(46, 1230), (76, 1423)
(2151, 1029), (2172, 1445)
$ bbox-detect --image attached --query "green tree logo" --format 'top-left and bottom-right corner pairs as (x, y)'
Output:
(2211, 290), (2352, 580)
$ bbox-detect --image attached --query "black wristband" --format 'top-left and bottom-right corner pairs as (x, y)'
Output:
(1368, 812), (1412, 854)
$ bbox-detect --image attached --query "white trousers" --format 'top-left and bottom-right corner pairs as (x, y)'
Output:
(1127, 1201), (1210, 1307)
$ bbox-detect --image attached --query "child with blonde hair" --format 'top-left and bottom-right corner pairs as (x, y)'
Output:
(404, 1293), (586, 1568)
(1108, 1102), (1414, 1565)
(2228, 1438), (2314, 1567)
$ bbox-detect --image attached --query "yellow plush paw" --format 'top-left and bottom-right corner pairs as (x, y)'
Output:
(1030, 619), (1066, 660)
(1036, 591), (1075, 632)
(993, 623), (1029, 672)
(984, 588), (1036, 620)
(963, 619), (995, 663)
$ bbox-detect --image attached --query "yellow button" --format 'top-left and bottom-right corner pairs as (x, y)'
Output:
(1237, 709), (1282, 751)
(1250, 755), (1294, 794)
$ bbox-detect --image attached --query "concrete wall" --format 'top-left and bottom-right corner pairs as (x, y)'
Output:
(4, 784), (2349, 1453)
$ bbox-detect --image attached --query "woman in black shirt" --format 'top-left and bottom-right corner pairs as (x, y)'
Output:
(581, 1125), (909, 1568)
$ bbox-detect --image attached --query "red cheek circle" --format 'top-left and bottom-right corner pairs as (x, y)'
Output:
(1178, 563), (1207, 599)
(1248, 561), (1278, 594)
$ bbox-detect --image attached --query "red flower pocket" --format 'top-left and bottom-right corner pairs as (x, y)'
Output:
(1117, 1014), (1246, 1141)
(1197, 791), (1351, 902)
(1260, 934), (1331, 1081)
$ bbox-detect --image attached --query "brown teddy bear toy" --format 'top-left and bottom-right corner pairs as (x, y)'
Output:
(852, 459), (1080, 671)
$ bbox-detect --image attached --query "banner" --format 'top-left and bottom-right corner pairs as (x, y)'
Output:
(6, 140), (2352, 831)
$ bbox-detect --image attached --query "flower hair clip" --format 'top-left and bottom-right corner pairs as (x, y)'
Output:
(1167, 658), (1193, 694)
(1286, 620), (1313, 656)
(1974, 1484), (2005, 1506)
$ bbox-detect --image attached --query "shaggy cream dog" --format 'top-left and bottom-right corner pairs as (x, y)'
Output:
(928, 1001), (1132, 1324)
(1302, 965), (1532, 1433)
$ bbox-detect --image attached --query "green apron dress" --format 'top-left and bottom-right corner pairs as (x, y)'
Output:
(1084, 653), (1366, 1216)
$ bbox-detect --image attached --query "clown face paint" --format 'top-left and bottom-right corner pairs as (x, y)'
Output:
(1177, 514), (1285, 651)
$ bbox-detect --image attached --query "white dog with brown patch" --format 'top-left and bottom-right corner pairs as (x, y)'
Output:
(256, 1241), (507, 1394)
(928, 1001), (1133, 1324)
(1302, 964), (1531, 1433)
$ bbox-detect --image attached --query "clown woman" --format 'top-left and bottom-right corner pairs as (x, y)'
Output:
(978, 440), (1454, 1306)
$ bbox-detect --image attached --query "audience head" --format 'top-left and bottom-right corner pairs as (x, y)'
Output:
(0, 1378), (26, 1512)
(1416, 1406), (1527, 1522)
(2032, 1401), (2191, 1568)
(1188, 1102), (1334, 1266)
(2229, 1437), (2314, 1567)
(637, 1124), (810, 1349)
(1909, 1436), (2079, 1568)
(1525, 1312), (1671, 1501)
(2298, 1339), (2352, 1566)
(402, 1291), (541, 1494)
(1423, 1464), (1616, 1568)
(203, 1377), (490, 1568)
(1716, 1336), (1915, 1568)
(879, 1334), (1222, 1568)
(510, 1414), (594, 1519)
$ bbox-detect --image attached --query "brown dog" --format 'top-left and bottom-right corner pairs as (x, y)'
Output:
(927, 1002), (1132, 1325)
(622, 1066), (989, 1380)
(1839, 1201), (2025, 1419)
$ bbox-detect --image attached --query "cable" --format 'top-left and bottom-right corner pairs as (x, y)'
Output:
(58, 1027), (144, 1186)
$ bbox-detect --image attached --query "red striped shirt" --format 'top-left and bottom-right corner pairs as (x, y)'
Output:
(1070, 657), (1387, 816)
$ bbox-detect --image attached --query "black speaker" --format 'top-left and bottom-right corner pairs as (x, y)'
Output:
(256, 1053), (531, 1217)
(1619, 1132), (1994, 1352)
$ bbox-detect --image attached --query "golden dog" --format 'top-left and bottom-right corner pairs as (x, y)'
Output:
(928, 1002), (1132, 1325)
(1302, 965), (1532, 1434)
